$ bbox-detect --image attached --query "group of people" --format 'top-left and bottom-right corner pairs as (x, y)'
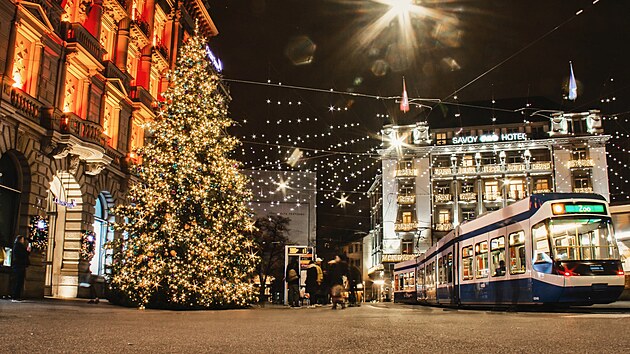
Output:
(285, 254), (362, 310)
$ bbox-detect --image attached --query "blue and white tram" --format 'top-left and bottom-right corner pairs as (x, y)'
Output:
(395, 193), (625, 307)
(393, 258), (418, 303)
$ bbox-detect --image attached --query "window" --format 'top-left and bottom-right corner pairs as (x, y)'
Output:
(462, 155), (474, 167)
(572, 147), (588, 160)
(102, 99), (120, 148)
(438, 257), (444, 284)
(532, 222), (552, 264)
(490, 236), (505, 276)
(462, 245), (474, 280)
(484, 180), (500, 201)
(401, 240), (413, 254)
(573, 175), (591, 189)
(446, 253), (453, 283)
(435, 132), (447, 145)
(402, 211), (413, 224)
(91, 194), (114, 276)
(534, 178), (550, 192)
(550, 218), (619, 261)
(438, 210), (450, 224)
(462, 209), (476, 222)
(475, 241), (489, 278)
(509, 231), (526, 274)
(0, 154), (21, 254)
(508, 180), (526, 200)
(130, 116), (146, 160)
(461, 181), (474, 194)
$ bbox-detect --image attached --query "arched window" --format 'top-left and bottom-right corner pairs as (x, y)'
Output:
(0, 154), (21, 264)
(91, 194), (113, 275)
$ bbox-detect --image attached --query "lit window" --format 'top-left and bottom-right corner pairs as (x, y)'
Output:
(509, 231), (526, 274)
(490, 236), (506, 276)
(475, 241), (489, 278)
(461, 246), (474, 280)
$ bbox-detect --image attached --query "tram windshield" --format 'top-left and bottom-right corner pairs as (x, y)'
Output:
(549, 217), (619, 261)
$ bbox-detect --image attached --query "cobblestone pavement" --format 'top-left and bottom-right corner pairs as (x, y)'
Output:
(1, 299), (629, 353)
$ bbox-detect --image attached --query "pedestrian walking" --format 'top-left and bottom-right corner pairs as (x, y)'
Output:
(328, 254), (348, 309)
(11, 235), (30, 302)
(305, 260), (321, 307)
(285, 260), (301, 307)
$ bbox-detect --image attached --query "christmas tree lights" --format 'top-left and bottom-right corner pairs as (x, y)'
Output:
(109, 29), (259, 309)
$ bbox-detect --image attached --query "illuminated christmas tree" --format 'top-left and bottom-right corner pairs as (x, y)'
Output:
(109, 29), (259, 309)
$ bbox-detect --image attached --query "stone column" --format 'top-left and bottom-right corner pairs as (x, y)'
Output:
(84, 0), (104, 38)
(29, 41), (45, 96)
(115, 18), (131, 71)
(3, 13), (18, 79)
(55, 54), (71, 111)
(135, 45), (152, 90)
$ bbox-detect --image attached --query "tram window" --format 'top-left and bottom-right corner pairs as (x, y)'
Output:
(438, 257), (446, 284)
(417, 267), (424, 287)
(490, 236), (506, 277)
(509, 231), (526, 274)
(447, 253), (453, 283)
(462, 245), (474, 280)
(532, 222), (552, 264)
(475, 241), (489, 278)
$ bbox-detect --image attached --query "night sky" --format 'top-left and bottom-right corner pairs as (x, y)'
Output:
(209, 0), (630, 246)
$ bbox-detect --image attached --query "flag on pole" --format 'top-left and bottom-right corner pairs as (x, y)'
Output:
(568, 61), (578, 101)
(400, 77), (410, 113)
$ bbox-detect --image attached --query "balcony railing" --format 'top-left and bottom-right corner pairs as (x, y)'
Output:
(434, 194), (452, 203)
(459, 166), (477, 174)
(484, 192), (501, 202)
(395, 222), (419, 232)
(396, 168), (417, 177)
(507, 163), (526, 172)
(459, 192), (477, 202)
(8, 85), (43, 123)
(56, 113), (106, 146)
(482, 164), (501, 173)
(103, 60), (131, 93)
(103, 0), (128, 21)
(397, 195), (415, 205)
(530, 161), (552, 171)
(130, 85), (155, 110)
(62, 22), (104, 61)
(533, 189), (552, 194)
(433, 167), (452, 176)
(568, 159), (595, 168)
(573, 187), (594, 193)
(131, 18), (150, 38)
(434, 223), (453, 232)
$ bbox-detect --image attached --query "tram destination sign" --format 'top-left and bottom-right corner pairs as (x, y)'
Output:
(552, 203), (606, 215)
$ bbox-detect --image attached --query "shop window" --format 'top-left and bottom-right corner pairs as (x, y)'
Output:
(490, 236), (505, 276)
(509, 231), (526, 274)
(0, 154), (21, 255)
(475, 241), (489, 278)
(91, 194), (114, 276)
(462, 245), (473, 280)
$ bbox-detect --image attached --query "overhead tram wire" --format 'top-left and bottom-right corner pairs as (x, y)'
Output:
(441, 1), (603, 102)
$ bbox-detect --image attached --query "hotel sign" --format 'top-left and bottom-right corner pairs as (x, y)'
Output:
(452, 132), (527, 144)
(205, 45), (223, 72)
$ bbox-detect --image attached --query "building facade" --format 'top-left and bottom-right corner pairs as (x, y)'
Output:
(0, 0), (219, 298)
(365, 110), (610, 300)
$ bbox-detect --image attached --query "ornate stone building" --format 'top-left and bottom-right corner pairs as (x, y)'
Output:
(0, 0), (220, 298)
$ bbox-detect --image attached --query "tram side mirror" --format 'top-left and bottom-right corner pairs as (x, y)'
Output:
(533, 251), (553, 264)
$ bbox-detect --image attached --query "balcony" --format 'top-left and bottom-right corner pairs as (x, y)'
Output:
(533, 189), (551, 194)
(103, 0), (128, 21)
(397, 195), (415, 205)
(459, 166), (477, 174)
(574, 187), (594, 193)
(396, 168), (417, 178)
(395, 222), (419, 232)
(507, 163), (526, 172)
(103, 60), (132, 93)
(62, 22), (105, 63)
(5, 84), (43, 124)
(434, 194), (452, 203)
(152, 44), (170, 71)
(433, 167), (452, 176)
(530, 161), (552, 171)
(482, 164), (501, 173)
(459, 192), (477, 202)
(568, 159), (595, 168)
(434, 223), (453, 232)
(483, 192), (501, 202)
(130, 17), (150, 48)
(58, 113), (106, 147)
(130, 85), (156, 112)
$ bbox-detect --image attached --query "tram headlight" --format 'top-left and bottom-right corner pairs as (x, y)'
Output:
(552, 203), (566, 215)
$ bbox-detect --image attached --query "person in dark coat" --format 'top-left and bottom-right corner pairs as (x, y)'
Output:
(305, 260), (320, 307)
(285, 261), (301, 307)
(11, 235), (30, 302)
(328, 254), (348, 309)
(348, 263), (362, 307)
